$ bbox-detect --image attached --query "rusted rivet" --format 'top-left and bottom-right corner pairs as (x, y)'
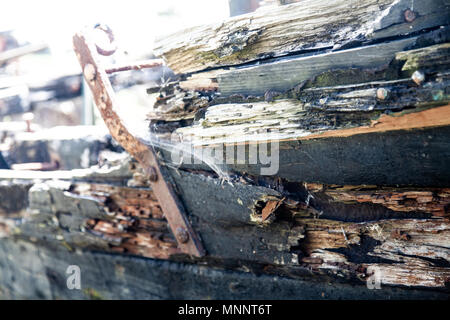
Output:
(176, 227), (189, 243)
(411, 70), (425, 85)
(404, 9), (416, 22)
(147, 166), (158, 182)
(376, 88), (389, 100)
(84, 63), (96, 82)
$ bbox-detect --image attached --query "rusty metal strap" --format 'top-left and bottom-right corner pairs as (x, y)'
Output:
(73, 30), (205, 257)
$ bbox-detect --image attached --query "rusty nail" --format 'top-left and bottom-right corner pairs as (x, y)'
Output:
(147, 166), (158, 182)
(411, 70), (425, 85)
(404, 9), (416, 22)
(376, 88), (389, 100)
(84, 63), (96, 82)
(176, 227), (189, 243)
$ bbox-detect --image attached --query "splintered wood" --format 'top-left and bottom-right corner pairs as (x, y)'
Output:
(140, 0), (450, 293)
(1, 0), (450, 299)
(78, 184), (180, 259)
(154, 0), (450, 74)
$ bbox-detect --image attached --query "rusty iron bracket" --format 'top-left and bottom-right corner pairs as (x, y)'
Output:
(72, 28), (205, 257)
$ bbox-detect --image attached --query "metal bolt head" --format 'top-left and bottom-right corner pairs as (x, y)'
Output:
(176, 227), (189, 243)
(84, 63), (96, 82)
(411, 70), (425, 85)
(376, 88), (389, 100)
(147, 166), (158, 182)
(404, 9), (416, 22)
(319, 98), (327, 105)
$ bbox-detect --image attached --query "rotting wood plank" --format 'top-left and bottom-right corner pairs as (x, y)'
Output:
(216, 37), (418, 97)
(157, 125), (450, 186)
(148, 35), (450, 123)
(153, 0), (450, 74)
(233, 125), (450, 186)
(174, 101), (450, 146)
(23, 180), (180, 260)
(1, 238), (447, 299)
(0, 161), (448, 291)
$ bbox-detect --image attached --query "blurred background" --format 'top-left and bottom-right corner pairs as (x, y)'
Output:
(0, 0), (278, 171)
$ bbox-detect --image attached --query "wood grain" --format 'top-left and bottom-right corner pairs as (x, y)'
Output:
(154, 0), (450, 74)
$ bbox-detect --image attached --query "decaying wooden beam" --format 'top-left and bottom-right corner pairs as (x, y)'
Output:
(1, 0), (449, 300)
(175, 102), (450, 145)
(215, 36), (419, 97)
(154, 0), (450, 74)
(155, 125), (450, 187)
(0, 156), (448, 292)
(2, 238), (446, 299)
(148, 32), (450, 125)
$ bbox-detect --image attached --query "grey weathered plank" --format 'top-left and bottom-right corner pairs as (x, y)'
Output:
(148, 29), (450, 122)
(1, 238), (447, 299)
(159, 125), (450, 187)
(174, 74), (450, 145)
(216, 37), (417, 97)
(1, 167), (449, 294)
(154, 0), (450, 74)
(1, 154), (449, 292)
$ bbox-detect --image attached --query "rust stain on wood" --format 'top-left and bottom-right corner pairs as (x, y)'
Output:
(302, 104), (450, 140)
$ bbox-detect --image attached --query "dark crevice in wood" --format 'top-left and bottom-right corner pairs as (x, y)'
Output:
(328, 236), (398, 264)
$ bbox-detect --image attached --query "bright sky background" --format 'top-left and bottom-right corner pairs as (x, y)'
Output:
(2, 0), (230, 55)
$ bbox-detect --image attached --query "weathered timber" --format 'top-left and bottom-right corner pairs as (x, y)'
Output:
(154, 0), (450, 74)
(1, 238), (446, 299)
(305, 184), (449, 219)
(157, 124), (450, 186)
(174, 26), (450, 94)
(1, 157), (448, 294)
(0, 158), (178, 260)
(25, 181), (179, 260)
(171, 171), (450, 289)
(175, 93), (450, 146)
(245, 124), (450, 186)
(34, 0), (448, 299)
(146, 81), (211, 121)
(148, 35), (450, 123)
(149, 39), (450, 187)
(215, 37), (448, 97)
